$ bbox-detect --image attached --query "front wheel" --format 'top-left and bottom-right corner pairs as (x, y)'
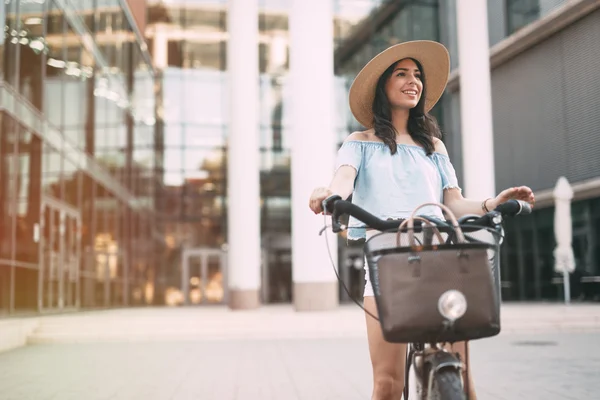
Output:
(429, 368), (466, 400)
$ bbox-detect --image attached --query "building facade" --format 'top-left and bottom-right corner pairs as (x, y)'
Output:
(3, 0), (597, 316)
(0, 0), (160, 315)
(143, 0), (384, 308)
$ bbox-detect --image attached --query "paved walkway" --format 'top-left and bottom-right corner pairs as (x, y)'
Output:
(21, 303), (600, 343)
(0, 332), (598, 399)
(0, 304), (599, 399)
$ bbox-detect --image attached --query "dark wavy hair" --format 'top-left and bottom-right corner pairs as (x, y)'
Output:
(372, 58), (442, 156)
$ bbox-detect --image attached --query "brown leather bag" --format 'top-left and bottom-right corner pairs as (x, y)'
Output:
(366, 202), (501, 344)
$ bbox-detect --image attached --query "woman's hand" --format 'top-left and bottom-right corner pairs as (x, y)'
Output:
(489, 186), (535, 210)
(309, 187), (334, 214)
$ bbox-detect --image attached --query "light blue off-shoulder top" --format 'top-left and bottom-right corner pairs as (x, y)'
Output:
(335, 140), (461, 241)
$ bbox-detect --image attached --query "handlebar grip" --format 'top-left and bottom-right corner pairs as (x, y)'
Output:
(494, 199), (532, 216)
(517, 200), (532, 215)
(322, 194), (342, 214)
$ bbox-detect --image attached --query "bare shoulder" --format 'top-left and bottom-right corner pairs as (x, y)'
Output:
(433, 137), (449, 156)
(345, 129), (380, 143)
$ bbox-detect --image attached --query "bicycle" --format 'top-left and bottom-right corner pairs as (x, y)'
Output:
(321, 196), (532, 400)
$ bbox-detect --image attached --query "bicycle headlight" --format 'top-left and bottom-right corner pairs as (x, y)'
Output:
(438, 290), (467, 322)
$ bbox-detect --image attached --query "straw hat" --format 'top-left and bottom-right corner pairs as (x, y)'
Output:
(348, 40), (450, 128)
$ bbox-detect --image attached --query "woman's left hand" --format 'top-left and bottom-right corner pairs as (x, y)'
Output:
(489, 186), (535, 210)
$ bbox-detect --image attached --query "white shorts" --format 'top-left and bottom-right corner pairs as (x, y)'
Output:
(363, 230), (378, 298)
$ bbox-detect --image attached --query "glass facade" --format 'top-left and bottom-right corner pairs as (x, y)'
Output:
(506, 0), (566, 35)
(4, 0), (582, 314)
(0, 1), (158, 315)
(146, 1), (229, 304)
(144, 0), (383, 305)
(501, 198), (600, 302)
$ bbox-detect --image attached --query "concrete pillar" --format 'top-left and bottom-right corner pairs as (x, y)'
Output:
(227, 0), (261, 309)
(152, 24), (168, 70)
(456, 0), (496, 198)
(290, 0), (339, 311)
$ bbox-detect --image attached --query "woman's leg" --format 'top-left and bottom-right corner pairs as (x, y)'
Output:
(363, 232), (407, 399)
(365, 303), (477, 400)
(364, 296), (407, 400)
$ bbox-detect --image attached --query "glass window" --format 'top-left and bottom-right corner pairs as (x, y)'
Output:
(410, 4), (438, 41)
(75, 0), (97, 34)
(15, 128), (42, 264)
(42, 142), (63, 199)
(390, 6), (412, 43)
(95, 62), (127, 178)
(333, 0), (384, 46)
(3, 0), (20, 86)
(159, 5), (227, 71)
(0, 4), (4, 80)
(46, 0), (65, 36)
(18, 0), (46, 111)
(94, 1), (131, 177)
(45, 0), (66, 128)
(0, 114), (17, 260)
(182, 71), (226, 125)
(62, 17), (95, 149)
(181, 41), (225, 71)
(259, 12), (288, 74)
(61, 157), (81, 209)
(81, 173), (97, 250)
(162, 69), (185, 124)
(506, 0), (540, 35)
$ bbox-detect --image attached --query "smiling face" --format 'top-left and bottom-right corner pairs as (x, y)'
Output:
(383, 58), (424, 111)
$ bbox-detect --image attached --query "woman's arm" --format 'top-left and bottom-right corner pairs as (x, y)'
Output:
(330, 165), (357, 199)
(434, 139), (535, 218)
(309, 133), (364, 214)
(308, 166), (356, 214)
(443, 188), (488, 218)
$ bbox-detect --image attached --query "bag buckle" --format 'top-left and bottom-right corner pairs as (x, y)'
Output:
(408, 255), (421, 263)
(408, 254), (421, 278)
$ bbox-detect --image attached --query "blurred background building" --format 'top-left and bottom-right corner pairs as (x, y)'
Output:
(1, 0), (599, 316)
(0, 0), (159, 315)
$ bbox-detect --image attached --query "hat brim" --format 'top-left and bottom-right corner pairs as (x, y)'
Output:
(348, 40), (450, 129)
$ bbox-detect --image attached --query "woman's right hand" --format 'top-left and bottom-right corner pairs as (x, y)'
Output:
(309, 187), (334, 214)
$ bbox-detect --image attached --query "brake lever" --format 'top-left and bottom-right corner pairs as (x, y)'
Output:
(321, 195), (344, 234)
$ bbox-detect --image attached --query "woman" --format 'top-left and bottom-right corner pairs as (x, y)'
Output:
(308, 41), (535, 400)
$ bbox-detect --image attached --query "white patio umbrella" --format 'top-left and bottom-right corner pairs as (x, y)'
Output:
(553, 176), (575, 304)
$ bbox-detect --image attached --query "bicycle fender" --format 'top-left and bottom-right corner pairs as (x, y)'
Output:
(424, 349), (463, 373)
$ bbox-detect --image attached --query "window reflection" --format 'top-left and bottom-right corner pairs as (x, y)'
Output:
(45, 0), (66, 128)
(3, 0), (20, 86)
(18, 1), (46, 112)
(63, 26), (95, 151)
(1, 0), (160, 313)
(151, 0), (230, 265)
(0, 115), (17, 260)
(15, 127), (42, 265)
(334, 0), (387, 46)
(506, 0), (540, 34)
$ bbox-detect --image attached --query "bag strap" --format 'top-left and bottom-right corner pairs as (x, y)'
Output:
(408, 202), (466, 243)
(397, 216), (444, 248)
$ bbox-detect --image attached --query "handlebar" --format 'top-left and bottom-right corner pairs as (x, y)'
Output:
(322, 196), (532, 234)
